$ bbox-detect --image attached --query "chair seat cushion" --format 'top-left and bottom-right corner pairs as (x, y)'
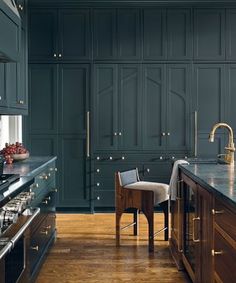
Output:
(124, 181), (169, 204)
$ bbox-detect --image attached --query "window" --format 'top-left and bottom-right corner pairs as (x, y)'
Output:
(0, 116), (22, 149)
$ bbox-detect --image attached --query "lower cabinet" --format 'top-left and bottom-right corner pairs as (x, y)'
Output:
(170, 170), (236, 283)
(92, 154), (175, 210)
(28, 160), (57, 282)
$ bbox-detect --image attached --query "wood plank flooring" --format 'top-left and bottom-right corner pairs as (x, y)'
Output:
(36, 213), (190, 283)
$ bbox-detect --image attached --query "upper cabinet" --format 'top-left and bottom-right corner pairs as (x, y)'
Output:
(29, 9), (91, 62)
(143, 9), (166, 60)
(226, 9), (236, 60)
(93, 8), (141, 60)
(194, 9), (225, 60)
(143, 8), (192, 60)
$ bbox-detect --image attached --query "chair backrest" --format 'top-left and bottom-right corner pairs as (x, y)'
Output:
(119, 168), (139, 186)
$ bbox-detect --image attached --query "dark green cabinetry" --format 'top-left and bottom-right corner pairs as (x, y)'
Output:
(94, 64), (141, 151)
(29, 9), (90, 62)
(194, 9), (225, 60)
(143, 64), (190, 151)
(93, 8), (140, 60)
(27, 64), (90, 208)
(0, 64), (7, 108)
(26, 4), (236, 210)
(194, 64), (225, 157)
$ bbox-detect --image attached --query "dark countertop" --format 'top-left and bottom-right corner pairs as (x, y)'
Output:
(3, 156), (57, 177)
(180, 162), (236, 207)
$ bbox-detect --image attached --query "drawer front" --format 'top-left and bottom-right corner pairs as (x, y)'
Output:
(94, 163), (142, 178)
(94, 190), (115, 208)
(214, 198), (236, 242)
(142, 162), (172, 179)
(214, 230), (236, 283)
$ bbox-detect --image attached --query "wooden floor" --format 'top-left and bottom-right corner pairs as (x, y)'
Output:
(36, 213), (190, 283)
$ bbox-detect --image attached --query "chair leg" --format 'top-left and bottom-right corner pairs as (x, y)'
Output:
(143, 210), (154, 252)
(133, 209), (139, 236)
(160, 201), (169, 241)
(116, 211), (122, 246)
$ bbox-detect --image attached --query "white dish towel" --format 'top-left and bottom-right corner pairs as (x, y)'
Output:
(169, 159), (189, 201)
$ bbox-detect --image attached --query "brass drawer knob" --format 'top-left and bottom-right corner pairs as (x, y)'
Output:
(212, 249), (223, 256)
(212, 209), (224, 215)
(18, 100), (24, 104)
(40, 230), (48, 235)
(45, 225), (51, 230)
(31, 245), (39, 251)
(96, 169), (100, 173)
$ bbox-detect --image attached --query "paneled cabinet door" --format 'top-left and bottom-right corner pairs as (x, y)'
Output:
(143, 9), (166, 60)
(194, 64), (225, 157)
(143, 64), (166, 150)
(118, 64), (142, 150)
(29, 10), (57, 61)
(194, 9), (225, 60)
(196, 185), (213, 283)
(117, 9), (141, 60)
(93, 9), (117, 59)
(226, 9), (236, 60)
(166, 64), (190, 151)
(58, 10), (90, 60)
(0, 63), (7, 107)
(167, 9), (192, 60)
(226, 64), (236, 132)
(58, 64), (89, 135)
(58, 136), (89, 208)
(93, 64), (118, 151)
(28, 64), (58, 134)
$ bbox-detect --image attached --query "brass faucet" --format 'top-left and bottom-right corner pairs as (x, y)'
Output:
(209, 123), (235, 165)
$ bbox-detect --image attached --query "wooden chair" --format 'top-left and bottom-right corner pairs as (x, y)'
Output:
(115, 168), (169, 252)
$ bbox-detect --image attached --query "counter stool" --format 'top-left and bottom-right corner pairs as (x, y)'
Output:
(115, 168), (169, 252)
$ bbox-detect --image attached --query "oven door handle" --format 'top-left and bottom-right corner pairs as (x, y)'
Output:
(10, 208), (40, 247)
(0, 242), (12, 260)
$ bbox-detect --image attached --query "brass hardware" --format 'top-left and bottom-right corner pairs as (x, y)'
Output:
(48, 173), (51, 177)
(109, 156), (113, 160)
(18, 100), (24, 104)
(121, 156), (125, 160)
(171, 156), (175, 160)
(58, 53), (62, 58)
(33, 183), (39, 188)
(114, 132), (117, 136)
(118, 132), (122, 136)
(194, 111), (198, 157)
(167, 132), (170, 136)
(96, 156), (100, 160)
(162, 132), (166, 136)
(184, 156), (188, 159)
(40, 175), (48, 180)
(86, 111), (90, 158)
(212, 249), (223, 256)
(209, 123), (235, 165)
(160, 156), (163, 160)
(52, 188), (58, 193)
(0, 96), (2, 100)
(96, 196), (100, 200)
(55, 168), (58, 172)
(96, 183), (100, 187)
(18, 4), (23, 10)
(212, 209), (224, 215)
(146, 168), (150, 173)
(31, 245), (39, 251)
(42, 200), (48, 204)
(53, 53), (57, 58)
(96, 169), (100, 173)
(45, 225), (51, 230)
(40, 230), (48, 235)
(193, 217), (200, 243)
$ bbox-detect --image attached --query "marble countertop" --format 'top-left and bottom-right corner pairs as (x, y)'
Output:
(180, 163), (236, 207)
(3, 156), (57, 177)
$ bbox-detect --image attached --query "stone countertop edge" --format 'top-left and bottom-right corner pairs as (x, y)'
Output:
(3, 156), (57, 177)
(179, 164), (236, 208)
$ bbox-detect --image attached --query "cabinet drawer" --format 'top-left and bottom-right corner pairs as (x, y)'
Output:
(94, 164), (142, 177)
(214, 198), (236, 242)
(214, 230), (236, 283)
(143, 162), (172, 178)
(94, 190), (115, 207)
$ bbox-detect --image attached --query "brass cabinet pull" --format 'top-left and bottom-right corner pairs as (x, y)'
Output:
(212, 249), (223, 256)
(212, 209), (224, 215)
(114, 132), (117, 136)
(18, 4), (23, 10)
(45, 225), (51, 230)
(118, 132), (122, 136)
(162, 132), (166, 136)
(96, 156), (100, 160)
(40, 230), (48, 235)
(146, 168), (150, 173)
(121, 156), (125, 160)
(86, 111), (90, 158)
(53, 53), (57, 58)
(96, 169), (100, 173)
(193, 217), (200, 243)
(167, 132), (170, 136)
(52, 188), (58, 193)
(58, 53), (62, 58)
(18, 100), (24, 104)
(31, 245), (39, 251)
(109, 156), (113, 160)
(42, 200), (48, 204)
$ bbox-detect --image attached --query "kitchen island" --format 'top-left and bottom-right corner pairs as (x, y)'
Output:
(170, 162), (236, 283)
